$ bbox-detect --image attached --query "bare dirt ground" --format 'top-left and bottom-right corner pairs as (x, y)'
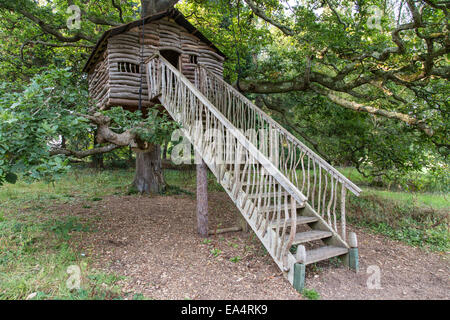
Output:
(61, 192), (449, 300)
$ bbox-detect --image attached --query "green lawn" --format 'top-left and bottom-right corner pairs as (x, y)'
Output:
(365, 189), (448, 210)
(0, 168), (136, 300)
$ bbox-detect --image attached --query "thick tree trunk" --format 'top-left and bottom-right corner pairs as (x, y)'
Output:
(141, 0), (180, 16)
(133, 145), (166, 193)
(91, 130), (104, 169)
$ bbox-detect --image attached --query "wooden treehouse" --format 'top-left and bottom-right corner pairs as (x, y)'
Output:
(84, 8), (362, 293)
(83, 8), (225, 110)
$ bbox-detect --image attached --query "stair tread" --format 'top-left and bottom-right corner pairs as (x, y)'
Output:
(304, 246), (348, 265)
(248, 192), (288, 198)
(258, 202), (305, 212)
(270, 216), (318, 228)
(288, 230), (333, 244)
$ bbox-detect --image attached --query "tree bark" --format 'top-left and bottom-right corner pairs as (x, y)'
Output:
(133, 145), (166, 193)
(141, 0), (180, 16)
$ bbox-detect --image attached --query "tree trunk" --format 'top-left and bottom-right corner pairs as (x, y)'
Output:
(91, 130), (104, 169)
(141, 0), (180, 16)
(132, 145), (166, 193)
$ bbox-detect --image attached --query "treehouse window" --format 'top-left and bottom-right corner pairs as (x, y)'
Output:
(118, 62), (140, 73)
(189, 55), (198, 64)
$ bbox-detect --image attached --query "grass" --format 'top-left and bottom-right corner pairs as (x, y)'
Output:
(302, 288), (320, 300)
(230, 256), (242, 263)
(0, 211), (125, 299)
(337, 166), (449, 193)
(335, 167), (449, 252)
(365, 189), (448, 210)
(0, 166), (225, 300)
(347, 193), (449, 252)
(0, 168), (144, 300)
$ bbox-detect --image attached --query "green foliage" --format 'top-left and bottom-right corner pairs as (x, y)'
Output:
(302, 288), (320, 300)
(338, 166), (450, 193)
(179, 0), (449, 180)
(102, 107), (179, 146)
(348, 193), (449, 252)
(0, 212), (122, 299)
(210, 248), (222, 257)
(44, 216), (90, 240)
(0, 66), (89, 185)
(0, 67), (179, 187)
(230, 256), (242, 263)
(0, 0), (447, 186)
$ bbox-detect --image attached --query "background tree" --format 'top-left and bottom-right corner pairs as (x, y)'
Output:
(177, 0), (448, 182)
(0, 0), (183, 192)
(0, 0), (448, 190)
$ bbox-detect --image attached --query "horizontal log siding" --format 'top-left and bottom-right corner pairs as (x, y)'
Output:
(91, 17), (224, 108)
(88, 51), (110, 109)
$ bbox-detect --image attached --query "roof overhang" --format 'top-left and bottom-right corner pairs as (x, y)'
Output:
(83, 8), (226, 73)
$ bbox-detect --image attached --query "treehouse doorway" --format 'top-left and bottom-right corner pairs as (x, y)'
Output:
(160, 49), (180, 70)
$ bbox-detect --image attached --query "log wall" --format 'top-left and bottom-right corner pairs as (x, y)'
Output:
(88, 17), (224, 109)
(88, 50), (110, 109)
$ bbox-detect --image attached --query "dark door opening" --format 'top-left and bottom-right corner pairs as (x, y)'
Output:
(160, 49), (180, 70)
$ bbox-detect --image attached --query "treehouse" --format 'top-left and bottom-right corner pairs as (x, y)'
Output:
(83, 7), (363, 294)
(83, 8), (226, 110)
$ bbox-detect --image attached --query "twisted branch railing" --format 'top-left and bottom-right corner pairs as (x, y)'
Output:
(196, 66), (361, 241)
(147, 55), (317, 277)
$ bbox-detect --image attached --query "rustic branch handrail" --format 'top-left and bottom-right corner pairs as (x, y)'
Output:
(195, 65), (363, 241)
(147, 55), (318, 274)
(198, 65), (362, 196)
(154, 54), (308, 206)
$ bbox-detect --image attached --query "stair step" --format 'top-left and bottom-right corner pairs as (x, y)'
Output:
(269, 216), (318, 228)
(258, 202), (305, 213)
(242, 181), (275, 187)
(248, 192), (288, 199)
(288, 230), (333, 245)
(304, 246), (348, 265)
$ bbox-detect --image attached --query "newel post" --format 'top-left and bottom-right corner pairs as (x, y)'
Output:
(196, 154), (208, 238)
(348, 232), (359, 272)
(293, 245), (306, 293)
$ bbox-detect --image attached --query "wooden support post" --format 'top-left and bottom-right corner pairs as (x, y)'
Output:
(348, 232), (359, 272)
(349, 248), (359, 272)
(236, 214), (249, 233)
(293, 263), (306, 293)
(197, 158), (208, 237)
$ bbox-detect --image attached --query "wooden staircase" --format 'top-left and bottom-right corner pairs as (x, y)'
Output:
(146, 55), (362, 291)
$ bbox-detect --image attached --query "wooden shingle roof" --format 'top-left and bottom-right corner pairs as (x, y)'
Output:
(83, 8), (226, 73)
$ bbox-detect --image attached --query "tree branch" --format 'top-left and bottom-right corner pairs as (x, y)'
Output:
(310, 84), (434, 137)
(15, 7), (95, 43)
(244, 0), (294, 36)
(50, 144), (122, 158)
(111, 0), (125, 23)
